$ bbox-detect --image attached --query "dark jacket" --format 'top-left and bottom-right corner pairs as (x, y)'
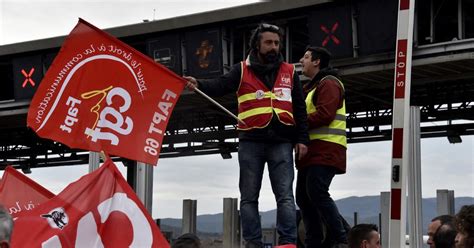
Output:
(296, 68), (346, 173)
(198, 51), (309, 145)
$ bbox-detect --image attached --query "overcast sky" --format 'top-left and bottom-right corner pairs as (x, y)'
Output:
(0, 0), (472, 219)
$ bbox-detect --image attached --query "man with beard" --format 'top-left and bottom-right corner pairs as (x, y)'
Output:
(296, 47), (348, 248)
(185, 23), (309, 248)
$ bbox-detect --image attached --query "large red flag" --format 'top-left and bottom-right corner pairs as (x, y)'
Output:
(11, 159), (169, 248)
(27, 19), (186, 165)
(0, 166), (55, 218)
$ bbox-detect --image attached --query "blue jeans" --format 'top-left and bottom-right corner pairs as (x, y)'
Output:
(238, 141), (297, 246)
(296, 166), (347, 248)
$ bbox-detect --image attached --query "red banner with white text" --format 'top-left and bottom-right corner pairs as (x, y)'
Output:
(0, 166), (55, 218)
(11, 159), (169, 248)
(27, 19), (186, 165)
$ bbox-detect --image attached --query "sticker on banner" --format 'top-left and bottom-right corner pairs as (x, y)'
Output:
(41, 207), (69, 229)
(255, 90), (265, 100)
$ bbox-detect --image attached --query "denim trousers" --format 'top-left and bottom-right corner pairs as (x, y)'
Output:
(238, 141), (297, 246)
(296, 166), (347, 248)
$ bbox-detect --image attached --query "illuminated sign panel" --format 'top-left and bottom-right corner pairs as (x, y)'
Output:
(309, 2), (353, 59)
(356, 0), (397, 56)
(185, 28), (222, 78)
(147, 34), (182, 74)
(12, 55), (43, 101)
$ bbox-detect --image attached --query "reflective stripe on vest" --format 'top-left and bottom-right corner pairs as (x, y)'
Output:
(306, 75), (347, 147)
(237, 61), (295, 130)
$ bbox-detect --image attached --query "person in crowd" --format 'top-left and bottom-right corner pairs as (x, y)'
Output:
(0, 206), (13, 248)
(428, 215), (455, 247)
(185, 23), (309, 248)
(171, 233), (201, 248)
(295, 46), (347, 248)
(454, 205), (474, 248)
(433, 222), (457, 248)
(347, 224), (380, 248)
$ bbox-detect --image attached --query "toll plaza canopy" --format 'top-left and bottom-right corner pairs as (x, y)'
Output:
(0, 0), (473, 170)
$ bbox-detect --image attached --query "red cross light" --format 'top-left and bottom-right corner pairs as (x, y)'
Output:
(21, 68), (36, 88)
(320, 22), (341, 47)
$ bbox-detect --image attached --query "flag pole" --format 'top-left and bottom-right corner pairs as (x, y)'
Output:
(192, 87), (246, 126)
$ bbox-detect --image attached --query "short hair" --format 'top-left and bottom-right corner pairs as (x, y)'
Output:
(433, 223), (457, 248)
(248, 23), (284, 51)
(432, 214), (455, 224)
(171, 233), (201, 248)
(455, 205), (474, 248)
(305, 46), (332, 69)
(0, 206), (13, 243)
(348, 224), (378, 248)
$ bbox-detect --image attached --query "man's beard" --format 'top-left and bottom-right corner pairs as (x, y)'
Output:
(260, 50), (279, 63)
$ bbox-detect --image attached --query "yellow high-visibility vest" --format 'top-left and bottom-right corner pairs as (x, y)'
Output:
(305, 75), (347, 147)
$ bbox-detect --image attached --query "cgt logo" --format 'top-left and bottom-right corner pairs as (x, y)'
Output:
(81, 86), (134, 146)
(281, 73), (291, 86)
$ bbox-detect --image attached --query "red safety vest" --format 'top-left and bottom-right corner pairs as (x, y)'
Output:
(237, 60), (295, 130)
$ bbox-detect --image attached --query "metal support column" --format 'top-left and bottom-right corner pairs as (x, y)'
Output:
(380, 191), (390, 248)
(135, 162), (153, 213)
(223, 198), (240, 248)
(182, 199), (197, 234)
(88, 151), (101, 172)
(437, 189), (455, 215)
(408, 106), (423, 248)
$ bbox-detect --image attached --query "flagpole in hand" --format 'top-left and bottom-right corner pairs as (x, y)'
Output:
(184, 76), (247, 126)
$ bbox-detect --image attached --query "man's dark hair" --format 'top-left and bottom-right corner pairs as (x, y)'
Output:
(248, 23), (284, 51)
(432, 214), (455, 224)
(348, 224), (378, 248)
(305, 46), (332, 70)
(433, 223), (457, 248)
(171, 233), (201, 248)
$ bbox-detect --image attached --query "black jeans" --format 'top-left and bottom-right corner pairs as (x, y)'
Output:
(296, 166), (347, 248)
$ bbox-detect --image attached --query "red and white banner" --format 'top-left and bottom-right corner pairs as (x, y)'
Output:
(11, 159), (169, 248)
(0, 166), (55, 218)
(27, 19), (186, 165)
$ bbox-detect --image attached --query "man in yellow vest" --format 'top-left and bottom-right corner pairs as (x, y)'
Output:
(296, 47), (348, 248)
(185, 23), (309, 248)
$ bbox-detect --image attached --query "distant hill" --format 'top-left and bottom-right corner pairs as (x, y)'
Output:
(160, 196), (473, 236)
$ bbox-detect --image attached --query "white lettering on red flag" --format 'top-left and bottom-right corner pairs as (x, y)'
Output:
(0, 166), (55, 218)
(11, 159), (169, 248)
(27, 19), (186, 165)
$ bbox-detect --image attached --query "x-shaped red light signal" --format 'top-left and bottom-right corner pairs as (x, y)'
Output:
(320, 22), (341, 47)
(21, 68), (36, 88)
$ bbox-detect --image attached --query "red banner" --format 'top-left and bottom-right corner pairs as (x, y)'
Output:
(27, 19), (186, 165)
(11, 159), (169, 248)
(0, 166), (55, 218)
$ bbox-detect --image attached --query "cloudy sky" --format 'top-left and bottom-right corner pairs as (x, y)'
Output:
(0, 0), (472, 219)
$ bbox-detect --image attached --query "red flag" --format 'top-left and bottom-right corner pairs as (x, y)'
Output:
(0, 166), (55, 218)
(27, 19), (186, 165)
(11, 159), (169, 248)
